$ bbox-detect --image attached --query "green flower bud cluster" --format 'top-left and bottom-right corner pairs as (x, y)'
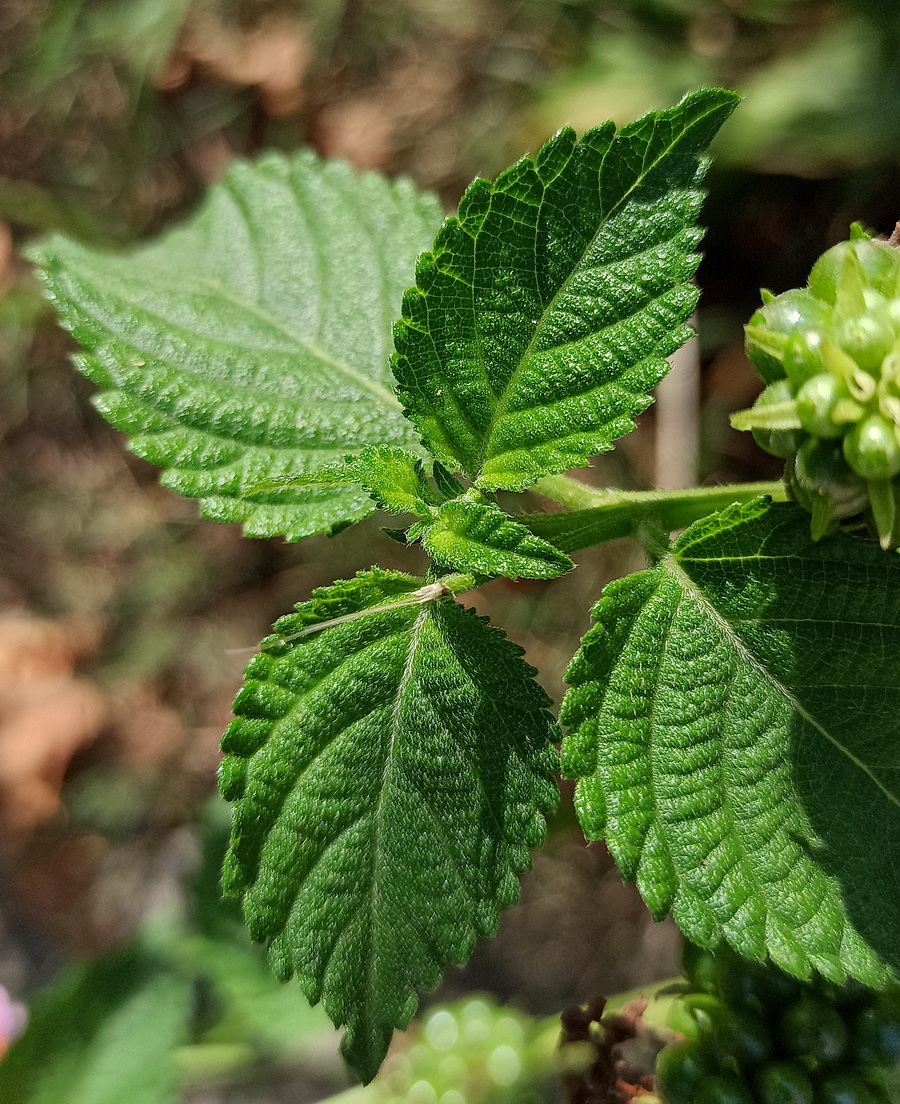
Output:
(733, 225), (900, 548)
(371, 996), (556, 1104)
(655, 941), (900, 1104)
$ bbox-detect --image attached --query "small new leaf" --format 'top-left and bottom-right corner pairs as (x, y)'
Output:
(421, 495), (574, 579)
(29, 153), (443, 541)
(362, 447), (441, 515)
(393, 87), (739, 491)
(248, 446), (440, 518)
(220, 569), (559, 1082)
(341, 445), (441, 517)
(562, 498), (900, 984)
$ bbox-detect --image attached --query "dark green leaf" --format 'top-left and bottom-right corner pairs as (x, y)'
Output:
(29, 153), (443, 540)
(393, 88), (738, 491)
(562, 498), (900, 984)
(381, 526), (414, 545)
(432, 462), (466, 501)
(220, 569), (559, 1082)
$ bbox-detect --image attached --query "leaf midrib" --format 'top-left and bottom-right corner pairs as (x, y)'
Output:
(664, 553), (900, 814)
(207, 278), (402, 408)
(360, 602), (430, 1022)
(474, 105), (718, 481)
(53, 256), (403, 411)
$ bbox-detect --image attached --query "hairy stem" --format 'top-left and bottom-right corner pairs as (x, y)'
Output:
(526, 476), (788, 553)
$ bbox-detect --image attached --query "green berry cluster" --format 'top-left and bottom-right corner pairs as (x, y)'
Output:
(371, 996), (556, 1104)
(655, 942), (900, 1104)
(733, 224), (900, 548)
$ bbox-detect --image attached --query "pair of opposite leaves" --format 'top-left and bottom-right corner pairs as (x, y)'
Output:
(30, 86), (900, 1085)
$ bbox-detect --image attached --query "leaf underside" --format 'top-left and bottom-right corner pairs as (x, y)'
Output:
(562, 498), (900, 985)
(392, 87), (739, 492)
(29, 153), (443, 541)
(220, 569), (559, 1082)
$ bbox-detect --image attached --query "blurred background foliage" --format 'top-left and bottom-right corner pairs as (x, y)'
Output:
(1, 1), (900, 1101)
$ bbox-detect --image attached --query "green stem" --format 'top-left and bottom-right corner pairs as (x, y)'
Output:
(527, 476), (788, 554)
(532, 473), (616, 510)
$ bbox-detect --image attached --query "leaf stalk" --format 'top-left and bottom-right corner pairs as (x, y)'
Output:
(526, 475), (789, 553)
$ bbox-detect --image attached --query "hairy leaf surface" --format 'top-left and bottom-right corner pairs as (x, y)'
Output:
(220, 569), (559, 1082)
(421, 496), (574, 579)
(252, 446), (441, 518)
(30, 153), (443, 540)
(393, 88), (738, 491)
(562, 498), (900, 983)
(343, 446), (442, 516)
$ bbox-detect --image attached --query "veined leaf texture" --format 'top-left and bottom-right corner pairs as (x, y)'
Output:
(393, 88), (739, 491)
(29, 153), (443, 540)
(563, 498), (900, 984)
(219, 571), (559, 1081)
(421, 496), (574, 579)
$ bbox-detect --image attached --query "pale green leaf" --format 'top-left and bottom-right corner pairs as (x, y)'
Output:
(174, 935), (335, 1053)
(421, 495), (574, 579)
(245, 446), (441, 519)
(392, 87), (738, 492)
(0, 946), (190, 1104)
(345, 446), (442, 516)
(562, 498), (900, 984)
(29, 152), (443, 540)
(219, 569), (559, 1083)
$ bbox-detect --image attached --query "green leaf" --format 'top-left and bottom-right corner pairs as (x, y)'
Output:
(421, 495), (574, 579)
(432, 462), (466, 501)
(246, 445), (441, 519)
(562, 498), (900, 984)
(220, 569), (559, 1083)
(29, 152), (443, 541)
(0, 945), (190, 1104)
(175, 935), (334, 1053)
(392, 87), (739, 492)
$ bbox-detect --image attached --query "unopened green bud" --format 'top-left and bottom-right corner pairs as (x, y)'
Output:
(808, 232), (900, 305)
(820, 340), (863, 388)
(843, 414), (900, 480)
(755, 1062), (814, 1104)
(656, 1040), (719, 1104)
(745, 290), (833, 384)
(752, 425), (806, 461)
(739, 228), (900, 547)
(793, 439), (868, 528)
(696, 1073), (755, 1104)
(795, 375), (846, 439)
(836, 314), (897, 374)
(783, 329), (827, 386)
(743, 380), (805, 458)
(877, 296), (900, 331)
